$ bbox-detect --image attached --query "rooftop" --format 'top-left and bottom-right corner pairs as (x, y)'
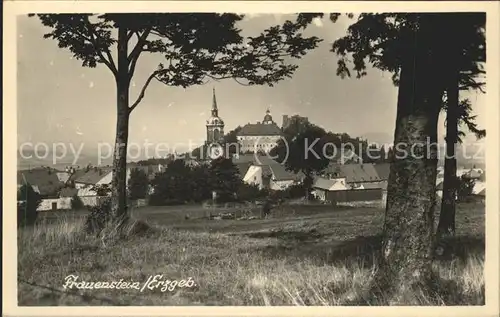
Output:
(323, 163), (381, 183)
(237, 123), (283, 137)
(17, 167), (63, 197)
(74, 167), (113, 185)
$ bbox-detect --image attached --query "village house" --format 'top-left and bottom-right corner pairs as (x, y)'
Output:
(232, 154), (304, 190)
(312, 163), (389, 205)
(17, 167), (67, 211)
(243, 163), (304, 191)
(17, 162), (169, 210)
(435, 166), (485, 199)
(311, 177), (348, 201)
(472, 172), (486, 199)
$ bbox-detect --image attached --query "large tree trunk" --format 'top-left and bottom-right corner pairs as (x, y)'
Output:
(375, 20), (442, 300)
(111, 25), (131, 221)
(437, 27), (461, 237)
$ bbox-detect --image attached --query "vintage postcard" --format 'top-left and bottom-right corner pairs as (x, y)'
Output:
(3, 1), (500, 316)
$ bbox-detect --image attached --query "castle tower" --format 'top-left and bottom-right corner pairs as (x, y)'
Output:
(262, 108), (274, 125)
(206, 88), (225, 145)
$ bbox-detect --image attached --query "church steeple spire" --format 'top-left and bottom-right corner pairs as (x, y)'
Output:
(211, 87), (218, 117)
(206, 87), (224, 146)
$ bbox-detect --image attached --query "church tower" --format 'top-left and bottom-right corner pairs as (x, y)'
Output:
(206, 88), (225, 145)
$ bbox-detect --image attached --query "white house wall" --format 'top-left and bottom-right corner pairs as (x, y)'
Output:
(96, 169), (132, 185)
(75, 169), (132, 195)
(270, 179), (294, 191)
(243, 166), (263, 189)
(75, 183), (86, 189)
(312, 189), (326, 201)
(237, 135), (281, 153)
(472, 181), (486, 195)
(77, 186), (97, 196)
(330, 178), (348, 191)
(37, 198), (72, 211)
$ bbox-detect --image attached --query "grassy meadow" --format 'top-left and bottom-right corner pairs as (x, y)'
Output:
(18, 202), (485, 306)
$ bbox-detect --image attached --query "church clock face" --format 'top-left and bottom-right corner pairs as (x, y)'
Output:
(209, 144), (224, 160)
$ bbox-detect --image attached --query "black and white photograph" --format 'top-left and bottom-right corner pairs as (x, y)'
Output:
(5, 1), (499, 313)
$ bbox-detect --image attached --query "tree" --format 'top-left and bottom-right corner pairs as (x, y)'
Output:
(438, 99), (486, 236)
(17, 184), (42, 227)
(149, 159), (194, 205)
(236, 183), (267, 202)
(436, 13), (485, 237)
(92, 184), (111, 196)
(31, 13), (322, 222)
(209, 157), (242, 203)
(379, 146), (387, 163)
(128, 168), (149, 200)
(326, 13), (486, 299)
(188, 165), (212, 202)
(71, 194), (85, 210)
(271, 124), (330, 200)
(324, 13), (464, 298)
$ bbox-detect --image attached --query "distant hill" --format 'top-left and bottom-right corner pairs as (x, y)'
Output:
(17, 148), (114, 171)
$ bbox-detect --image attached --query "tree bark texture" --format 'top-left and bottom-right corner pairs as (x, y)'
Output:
(437, 23), (461, 237)
(111, 25), (131, 221)
(376, 18), (443, 299)
(437, 83), (459, 236)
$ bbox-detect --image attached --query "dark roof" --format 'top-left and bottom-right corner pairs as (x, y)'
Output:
(234, 162), (252, 177)
(60, 187), (78, 197)
(268, 164), (303, 181)
(68, 169), (88, 182)
(232, 154), (278, 165)
(17, 167), (63, 197)
(74, 167), (113, 185)
(232, 154), (302, 181)
(254, 163), (303, 181)
(237, 123), (283, 136)
(374, 163), (391, 180)
(323, 163), (381, 183)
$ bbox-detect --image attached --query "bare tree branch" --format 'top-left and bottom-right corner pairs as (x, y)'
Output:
(129, 70), (161, 113)
(128, 28), (152, 79)
(126, 30), (134, 42)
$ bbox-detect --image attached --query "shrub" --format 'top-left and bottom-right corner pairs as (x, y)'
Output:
(70, 194), (84, 210)
(285, 183), (306, 199)
(84, 198), (113, 235)
(128, 168), (149, 200)
(457, 175), (476, 202)
(17, 184), (42, 228)
(237, 183), (267, 202)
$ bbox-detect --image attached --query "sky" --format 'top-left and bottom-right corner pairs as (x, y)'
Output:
(17, 13), (487, 165)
